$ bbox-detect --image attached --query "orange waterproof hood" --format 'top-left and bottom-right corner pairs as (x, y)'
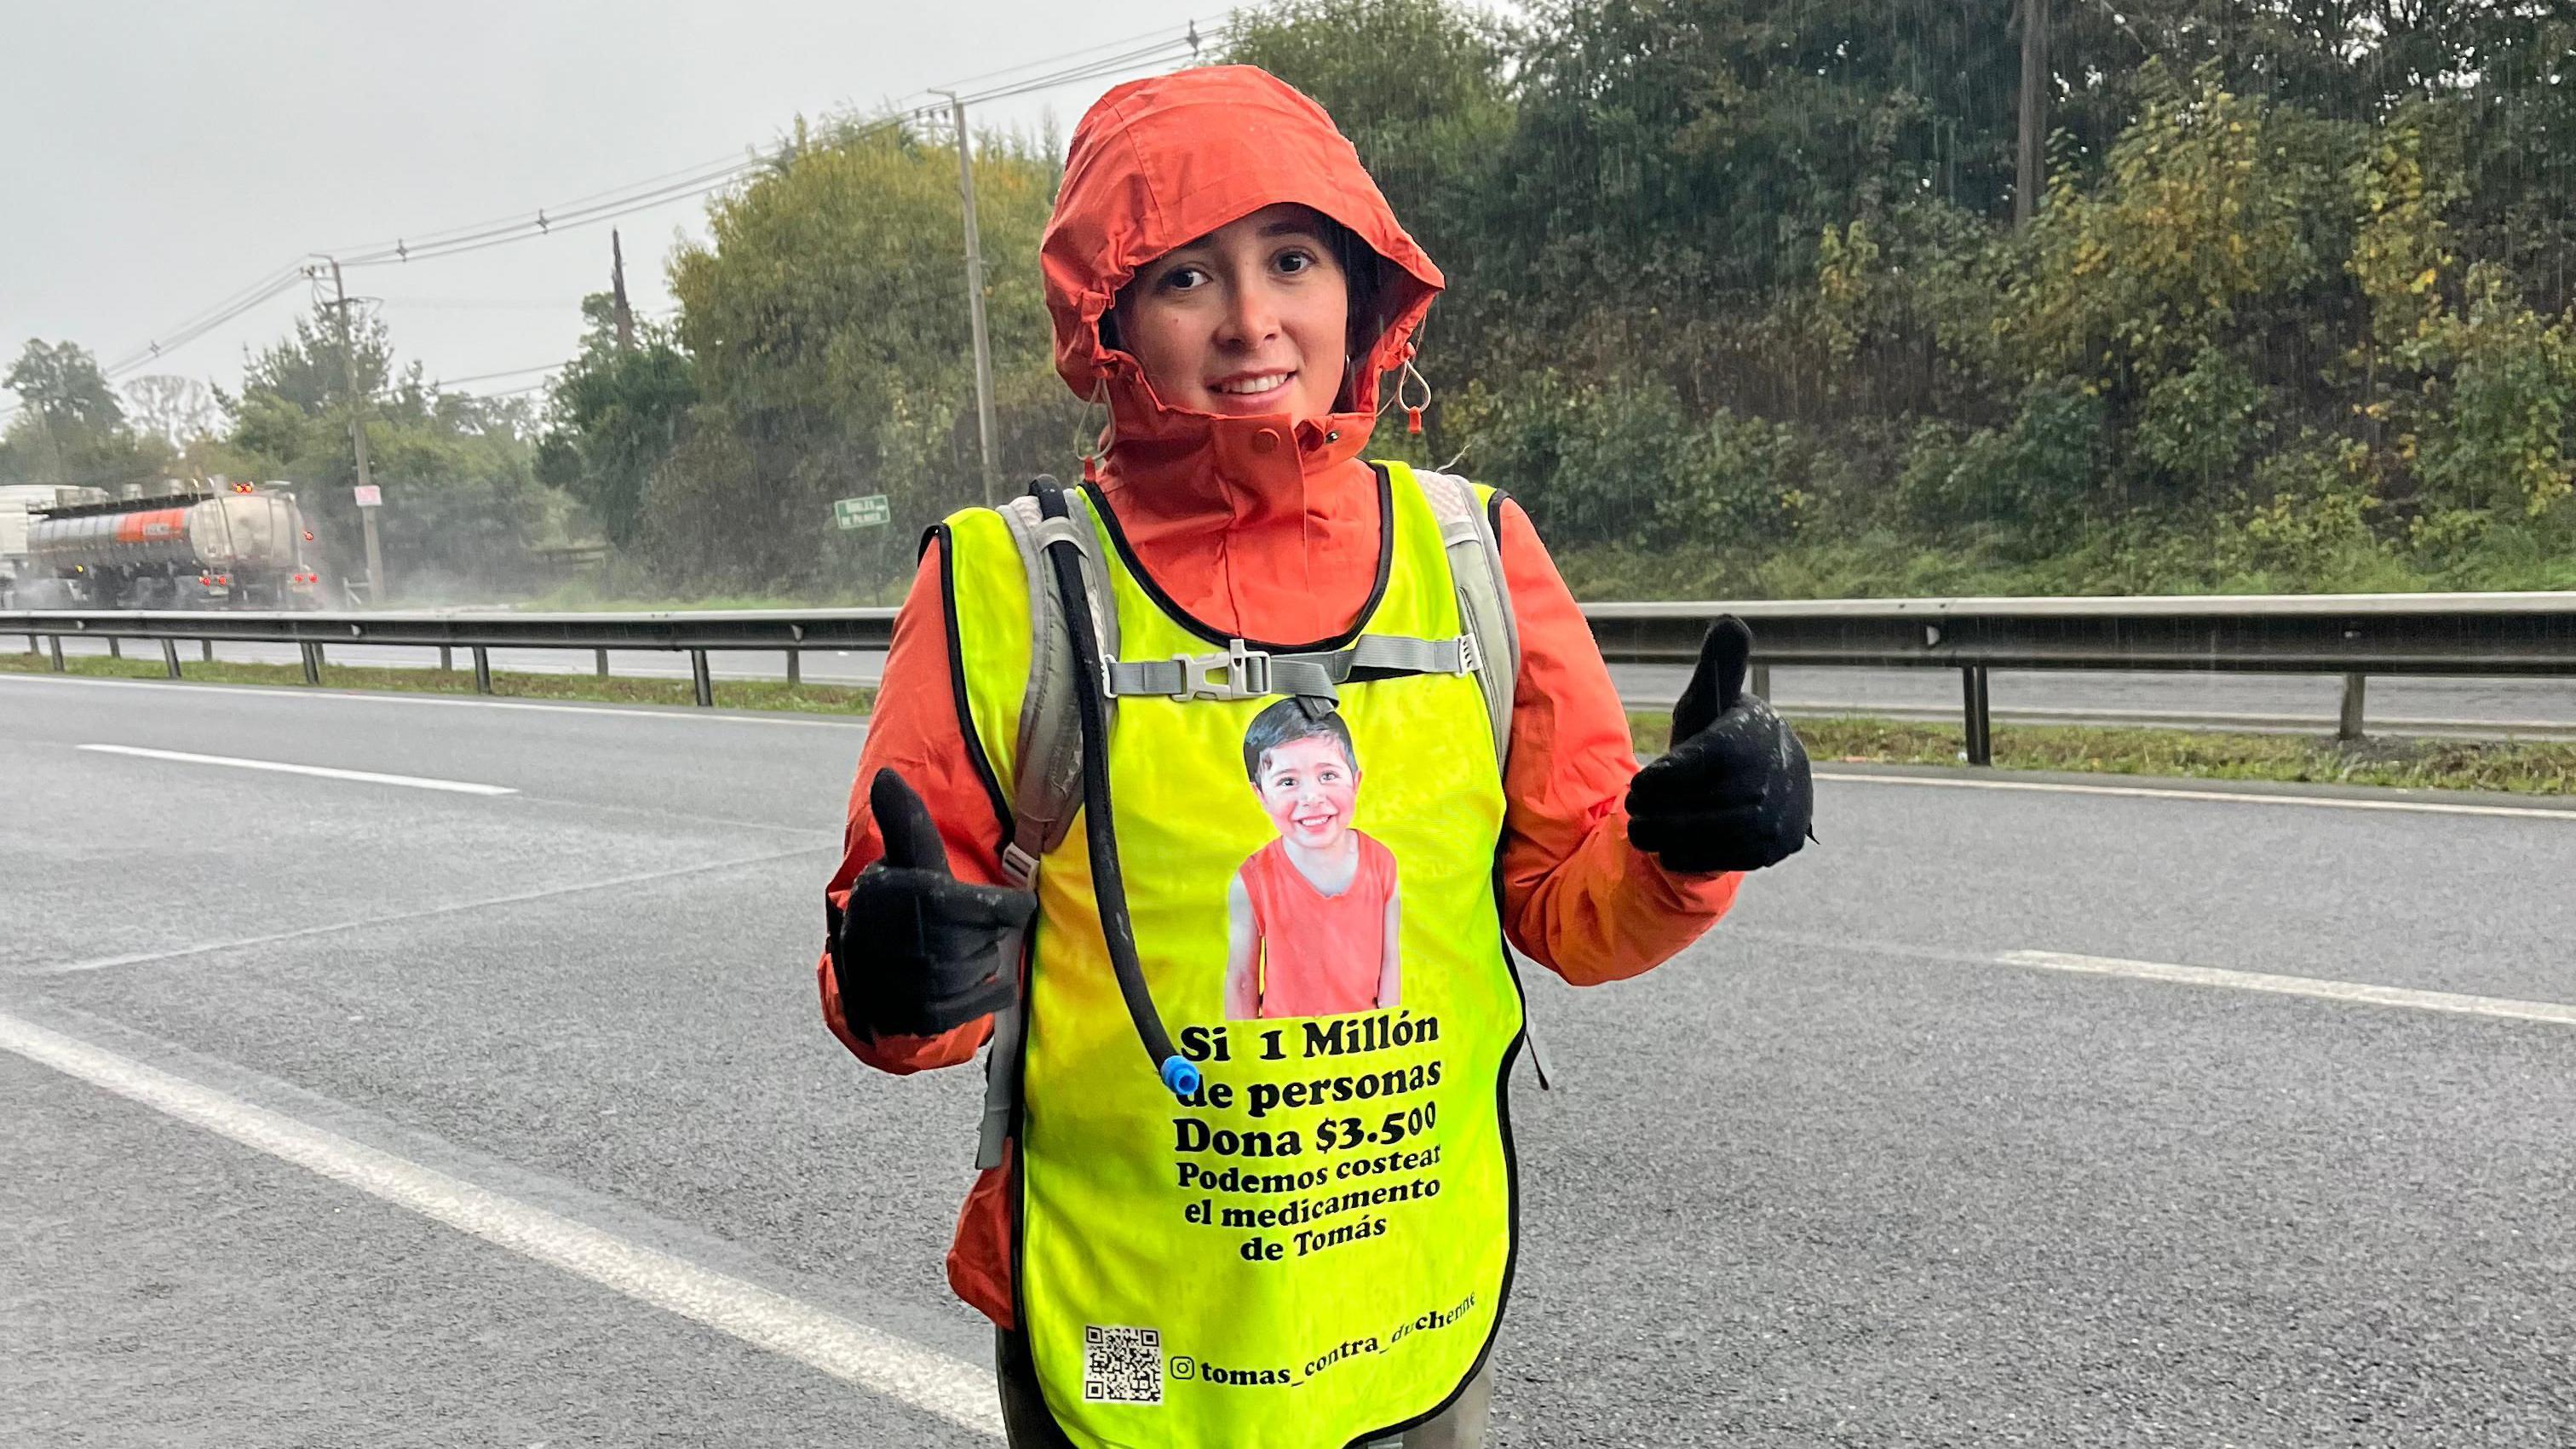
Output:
(1041, 66), (1444, 510)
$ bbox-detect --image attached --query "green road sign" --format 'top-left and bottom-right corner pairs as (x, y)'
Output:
(832, 494), (891, 530)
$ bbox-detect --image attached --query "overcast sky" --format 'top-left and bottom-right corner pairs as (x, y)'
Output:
(1, 0), (1221, 422)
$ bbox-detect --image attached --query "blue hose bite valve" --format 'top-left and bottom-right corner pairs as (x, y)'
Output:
(1160, 1055), (1203, 1100)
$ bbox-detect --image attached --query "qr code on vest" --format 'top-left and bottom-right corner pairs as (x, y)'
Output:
(1082, 1324), (1163, 1404)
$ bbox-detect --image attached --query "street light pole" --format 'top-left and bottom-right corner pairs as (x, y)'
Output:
(934, 90), (1002, 508)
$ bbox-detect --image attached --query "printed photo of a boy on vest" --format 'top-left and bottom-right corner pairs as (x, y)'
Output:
(1226, 699), (1400, 1020)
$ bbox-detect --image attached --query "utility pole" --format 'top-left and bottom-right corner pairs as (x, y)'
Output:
(611, 229), (635, 352)
(934, 89), (1002, 507)
(326, 257), (385, 602)
(33, 408), (63, 488)
(2016, 0), (2050, 227)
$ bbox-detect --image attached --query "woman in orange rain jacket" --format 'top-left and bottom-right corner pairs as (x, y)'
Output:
(819, 65), (1811, 1447)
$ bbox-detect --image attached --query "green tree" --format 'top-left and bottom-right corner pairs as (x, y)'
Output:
(537, 295), (698, 549)
(1491, 0), (2026, 317)
(216, 306), (560, 596)
(653, 116), (1069, 594)
(6, 338), (126, 433)
(1, 339), (172, 487)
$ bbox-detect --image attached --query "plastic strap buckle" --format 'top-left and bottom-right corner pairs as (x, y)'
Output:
(1176, 639), (1271, 701)
(999, 842), (1040, 889)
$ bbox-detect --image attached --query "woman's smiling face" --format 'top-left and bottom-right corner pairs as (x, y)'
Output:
(1112, 202), (1351, 427)
(1253, 734), (1361, 853)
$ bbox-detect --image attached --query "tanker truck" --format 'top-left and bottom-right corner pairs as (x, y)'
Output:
(0, 482), (77, 607)
(23, 480), (325, 609)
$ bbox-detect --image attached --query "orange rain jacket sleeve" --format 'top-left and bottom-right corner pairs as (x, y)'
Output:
(814, 498), (1739, 1326)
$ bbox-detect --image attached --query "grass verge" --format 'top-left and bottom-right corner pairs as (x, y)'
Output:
(13, 648), (2567, 793)
(1630, 710), (2576, 796)
(2, 649), (875, 716)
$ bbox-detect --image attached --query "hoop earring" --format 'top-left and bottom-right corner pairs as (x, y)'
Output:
(1075, 377), (1111, 485)
(1398, 360), (1433, 436)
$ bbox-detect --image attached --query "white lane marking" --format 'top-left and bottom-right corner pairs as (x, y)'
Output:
(1814, 770), (2576, 822)
(26, 845), (832, 976)
(78, 743), (516, 796)
(1, 673), (870, 729)
(0, 1010), (1004, 1436)
(1998, 950), (2576, 1027)
(1720, 927), (2576, 1030)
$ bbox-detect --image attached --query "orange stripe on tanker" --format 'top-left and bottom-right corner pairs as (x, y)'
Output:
(113, 509), (190, 544)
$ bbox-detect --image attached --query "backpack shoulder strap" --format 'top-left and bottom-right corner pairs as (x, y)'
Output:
(1407, 465), (1518, 774)
(977, 478), (1115, 1170)
(989, 481), (1118, 888)
(1402, 463), (1553, 1090)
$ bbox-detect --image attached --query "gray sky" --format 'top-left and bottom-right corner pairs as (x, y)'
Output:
(1, 0), (1219, 421)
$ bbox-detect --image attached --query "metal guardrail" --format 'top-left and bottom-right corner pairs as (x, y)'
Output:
(10, 592), (2576, 764)
(1584, 592), (2576, 672)
(1588, 592), (2576, 761)
(4, 606), (898, 708)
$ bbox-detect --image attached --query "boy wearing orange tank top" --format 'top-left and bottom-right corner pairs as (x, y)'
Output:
(1224, 699), (1401, 1020)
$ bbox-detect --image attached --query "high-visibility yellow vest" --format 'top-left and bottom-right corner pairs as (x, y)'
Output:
(942, 462), (1528, 1448)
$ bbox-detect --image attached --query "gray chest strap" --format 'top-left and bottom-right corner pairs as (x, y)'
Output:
(1104, 631), (1479, 706)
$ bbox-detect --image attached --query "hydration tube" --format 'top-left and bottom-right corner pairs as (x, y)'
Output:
(1037, 484), (1203, 1102)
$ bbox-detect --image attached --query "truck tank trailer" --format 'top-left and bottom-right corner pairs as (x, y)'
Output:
(23, 480), (325, 610)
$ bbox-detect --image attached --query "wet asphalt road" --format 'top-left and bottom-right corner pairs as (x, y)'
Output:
(6, 670), (2575, 1446)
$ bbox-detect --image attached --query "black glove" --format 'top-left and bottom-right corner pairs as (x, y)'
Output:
(1624, 617), (1814, 874)
(830, 768), (1034, 1038)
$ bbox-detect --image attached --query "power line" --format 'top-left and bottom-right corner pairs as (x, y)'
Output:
(928, 18), (1217, 94)
(314, 148), (763, 258)
(337, 154), (778, 267)
(328, 38), (1245, 277)
(956, 31), (1222, 108)
(372, 296), (601, 312)
(79, 20), (1228, 383)
(427, 360), (570, 389)
(106, 265), (310, 377)
(118, 259), (308, 349)
(336, 359), (574, 401)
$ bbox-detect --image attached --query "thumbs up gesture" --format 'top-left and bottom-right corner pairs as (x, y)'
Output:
(831, 768), (1036, 1038)
(1624, 617), (1814, 875)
